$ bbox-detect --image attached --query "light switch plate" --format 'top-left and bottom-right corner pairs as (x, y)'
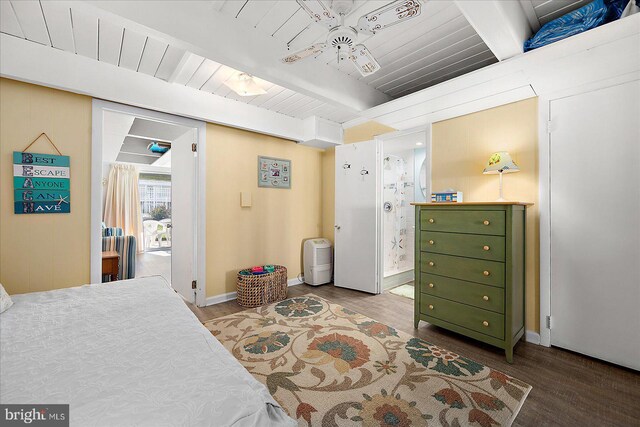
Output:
(240, 191), (252, 208)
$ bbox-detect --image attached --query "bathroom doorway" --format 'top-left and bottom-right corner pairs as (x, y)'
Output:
(333, 126), (430, 295)
(380, 128), (430, 291)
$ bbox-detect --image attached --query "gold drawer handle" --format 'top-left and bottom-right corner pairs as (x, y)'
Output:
(483, 270), (490, 276)
(428, 304), (434, 310)
(428, 218), (435, 223)
(482, 321), (489, 327)
(483, 245), (490, 251)
(428, 240), (434, 245)
(483, 295), (489, 301)
(483, 220), (490, 226)
(429, 261), (435, 267)
(428, 283), (434, 288)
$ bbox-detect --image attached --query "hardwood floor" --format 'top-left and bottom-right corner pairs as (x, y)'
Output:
(136, 250), (171, 283)
(189, 284), (640, 427)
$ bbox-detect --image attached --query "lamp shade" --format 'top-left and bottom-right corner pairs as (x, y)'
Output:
(482, 152), (519, 174)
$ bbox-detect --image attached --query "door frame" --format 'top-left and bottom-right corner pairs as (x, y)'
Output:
(375, 125), (432, 291)
(91, 99), (207, 306)
(538, 72), (640, 347)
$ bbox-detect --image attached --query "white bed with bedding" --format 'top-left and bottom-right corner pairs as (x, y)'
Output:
(0, 276), (295, 427)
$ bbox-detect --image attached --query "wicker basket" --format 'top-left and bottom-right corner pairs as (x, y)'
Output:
(236, 265), (288, 308)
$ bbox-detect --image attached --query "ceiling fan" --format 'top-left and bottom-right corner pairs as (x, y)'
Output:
(281, 0), (422, 77)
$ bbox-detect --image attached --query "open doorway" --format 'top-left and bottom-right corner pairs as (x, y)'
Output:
(139, 172), (172, 280)
(379, 128), (430, 296)
(92, 100), (206, 306)
(333, 127), (430, 296)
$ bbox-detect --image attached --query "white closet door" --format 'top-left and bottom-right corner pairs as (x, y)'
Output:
(550, 80), (640, 370)
(334, 140), (381, 294)
(171, 129), (197, 303)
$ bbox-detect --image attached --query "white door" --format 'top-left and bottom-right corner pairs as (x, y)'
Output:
(334, 140), (381, 294)
(550, 80), (640, 370)
(171, 129), (198, 303)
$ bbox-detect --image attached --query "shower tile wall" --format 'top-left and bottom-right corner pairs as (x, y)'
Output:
(383, 150), (416, 277)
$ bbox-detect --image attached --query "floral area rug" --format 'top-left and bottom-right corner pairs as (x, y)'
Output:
(204, 294), (531, 427)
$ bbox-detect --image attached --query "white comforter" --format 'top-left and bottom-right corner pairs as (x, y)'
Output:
(0, 277), (295, 427)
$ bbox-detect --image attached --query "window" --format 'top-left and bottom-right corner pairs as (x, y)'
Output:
(139, 173), (171, 218)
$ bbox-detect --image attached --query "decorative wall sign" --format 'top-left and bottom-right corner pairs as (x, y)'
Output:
(13, 138), (71, 214)
(258, 156), (291, 189)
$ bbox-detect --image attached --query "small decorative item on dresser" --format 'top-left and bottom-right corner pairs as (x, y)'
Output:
(431, 190), (463, 203)
(412, 201), (533, 363)
(236, 265), (288, 307)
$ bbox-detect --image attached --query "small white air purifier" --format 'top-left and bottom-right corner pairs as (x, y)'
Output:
(303, 238), (333, 286)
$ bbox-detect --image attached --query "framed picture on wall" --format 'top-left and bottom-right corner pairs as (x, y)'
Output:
(258, 156), (291, 189)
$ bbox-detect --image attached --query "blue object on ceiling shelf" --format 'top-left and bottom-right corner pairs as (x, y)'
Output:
(148, 142), (170, 154)
(524, 0), (633, 52)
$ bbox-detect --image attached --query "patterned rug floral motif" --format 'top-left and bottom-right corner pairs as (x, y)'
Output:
(204, 294), (531, 427)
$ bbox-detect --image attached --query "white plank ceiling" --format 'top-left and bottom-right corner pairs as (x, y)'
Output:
(0, 0), (360, 123)
(213, 0), (501, 98)
(214, 0), (592, 98)
(1, 0), (592, 123)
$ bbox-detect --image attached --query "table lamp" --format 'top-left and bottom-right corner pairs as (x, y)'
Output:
(483, 152), (519, 201)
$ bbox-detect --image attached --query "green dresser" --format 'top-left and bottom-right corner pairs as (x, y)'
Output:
(413, 202), (530, 363)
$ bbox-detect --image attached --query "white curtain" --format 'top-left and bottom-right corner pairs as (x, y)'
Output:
(103, 164), (143, 253)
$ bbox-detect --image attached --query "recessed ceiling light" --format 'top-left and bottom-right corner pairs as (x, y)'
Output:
(223, 73), (267, 97)
(416, 142), (423, 146)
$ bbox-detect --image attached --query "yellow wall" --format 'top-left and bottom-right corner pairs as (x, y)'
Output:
(0, 80), (539, 329)
(321, 148), (336, 244)
(431, 98), (539, 331)
(205, 124), (323, 297)
(343, 121), (397, 145)
(0, 78), (92, 294)
(320, 121), (396, 242)
(0, 79), (324, 299)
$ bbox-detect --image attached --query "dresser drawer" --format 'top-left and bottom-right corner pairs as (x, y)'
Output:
(420, 210), (505, 236)
(421, 252), (505, 287)
(421, 231), (505, 261)
(420, 273), (504, 313)
(421, 294), (505, 340)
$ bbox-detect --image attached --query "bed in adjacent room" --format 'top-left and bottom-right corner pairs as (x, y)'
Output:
(0, 276), (295, 427)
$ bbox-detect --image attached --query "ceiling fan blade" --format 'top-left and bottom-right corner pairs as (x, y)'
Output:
(296, 0), (339, 29)
(357, 0), (422, 35)
(349, 44), (381, 77)
(281, 43), (327, 64)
